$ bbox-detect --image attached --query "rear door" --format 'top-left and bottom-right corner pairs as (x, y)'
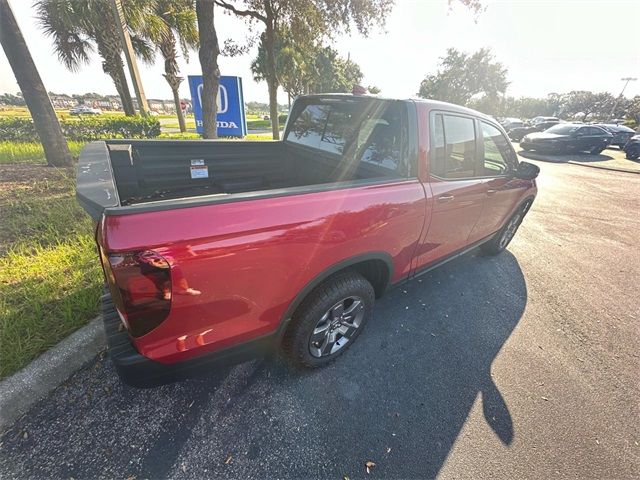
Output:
(469, 121), (526, 239)
(413, 112), (486, 270)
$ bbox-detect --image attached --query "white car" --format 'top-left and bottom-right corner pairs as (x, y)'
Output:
(70, 105), (102, 115)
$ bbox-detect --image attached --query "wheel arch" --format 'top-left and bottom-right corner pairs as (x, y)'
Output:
(277, 252), (394, 338)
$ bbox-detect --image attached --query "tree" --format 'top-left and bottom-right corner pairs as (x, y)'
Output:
(215, 0), (394, 139)
(35, 0), (155, 116)
(0, 0), (72, 167)
(144, 0), (199, 132)
(251, 39), (363, 101)
(196, 0), (221, 138)
(559, 91), (615, 121)
(418, 48), (508, 109)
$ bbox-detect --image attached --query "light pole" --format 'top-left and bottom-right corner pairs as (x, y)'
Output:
(609, 77), (637, 120)
(110, 0), (150, 116)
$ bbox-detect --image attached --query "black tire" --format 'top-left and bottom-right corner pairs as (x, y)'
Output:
(282, 270), (375, 368)
(480, 202), (530, 255)
(590, 146), (604, 155)
(626, 146), (640, 160)
(521, 144), (532, 151)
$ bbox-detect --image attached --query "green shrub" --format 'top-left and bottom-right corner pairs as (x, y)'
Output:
(279, 113), (288, 123)
(0, 115), (161, 142)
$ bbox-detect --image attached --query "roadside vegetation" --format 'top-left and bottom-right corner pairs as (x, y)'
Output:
(0, 140), (84, 164)
(0, 165), (102, 378)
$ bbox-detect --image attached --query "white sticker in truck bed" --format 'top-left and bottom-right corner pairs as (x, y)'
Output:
(190, 159), (209, 179)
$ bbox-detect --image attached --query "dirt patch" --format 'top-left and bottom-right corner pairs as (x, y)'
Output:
(0, 164), (75, 206)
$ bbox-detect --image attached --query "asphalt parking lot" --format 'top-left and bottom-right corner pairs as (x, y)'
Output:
(1, 159), (639, 479)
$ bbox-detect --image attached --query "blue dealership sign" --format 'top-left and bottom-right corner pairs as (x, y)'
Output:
(188, 75), (247, 137)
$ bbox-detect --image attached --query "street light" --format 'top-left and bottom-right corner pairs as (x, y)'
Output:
(609, 77), (637, 120)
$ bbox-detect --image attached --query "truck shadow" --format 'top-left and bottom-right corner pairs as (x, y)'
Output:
(0, 249), (527, 480)
(256, 248), (526, 478)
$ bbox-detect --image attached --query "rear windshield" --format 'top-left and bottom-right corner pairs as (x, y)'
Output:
(285, 98), (408, 175)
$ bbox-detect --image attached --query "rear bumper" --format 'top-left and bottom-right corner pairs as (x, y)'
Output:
(101, 293), (280, 388)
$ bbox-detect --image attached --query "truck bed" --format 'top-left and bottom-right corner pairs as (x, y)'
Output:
(77, 138), (405, 220)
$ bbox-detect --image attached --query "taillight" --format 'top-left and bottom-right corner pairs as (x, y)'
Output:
(101, 249), (172, 337)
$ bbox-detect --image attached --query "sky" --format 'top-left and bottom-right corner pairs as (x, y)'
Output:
(1, 0), (639, 104)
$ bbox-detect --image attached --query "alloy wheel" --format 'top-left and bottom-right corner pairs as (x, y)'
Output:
(309, 296), (365, 358)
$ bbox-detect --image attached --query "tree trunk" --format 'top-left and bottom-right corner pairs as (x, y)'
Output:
(98, 34), (136, 116)
(172, 87), (187, 133)
(160, 37), (186, 133)
(196, 0), (220, 139)
(110, 61), (136, 116)
(264, 21), (279, 139)
(0, 0), (72, 167)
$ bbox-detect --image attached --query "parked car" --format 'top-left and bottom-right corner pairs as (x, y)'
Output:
(70, 105), (102, 115)
(501, 117), (525, 131)
(593, 124), (635, 149)
(622, 134), (640, 160)
(521, 124), (612, 154)
(530, 116), (559, 126)
(508, 120), (559, 142)
(77, 94), (539, 387)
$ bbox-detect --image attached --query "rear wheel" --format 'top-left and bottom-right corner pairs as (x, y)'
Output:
(521, 144), (532, 151)
(590, 145), (604, 155)
(282, 271), (375, 368)
(626, 146), (640, 160)
(480, 203), (530, 255)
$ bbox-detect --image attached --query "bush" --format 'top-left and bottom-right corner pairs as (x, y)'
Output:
(0, 115), (161, 142)
(279, 113), (288, 123)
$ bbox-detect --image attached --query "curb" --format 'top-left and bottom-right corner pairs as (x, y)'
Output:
(0, 316), (105, 432)
(566, 161), (640, 175)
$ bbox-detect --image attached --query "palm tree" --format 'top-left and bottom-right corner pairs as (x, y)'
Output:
(0, 0), (72, 167)
(143, 0), (198, 132)
(195, 0), (220, 139)
(34, 0), (155, 116)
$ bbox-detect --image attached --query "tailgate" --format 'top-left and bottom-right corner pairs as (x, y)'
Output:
(76, 141), (120, 221)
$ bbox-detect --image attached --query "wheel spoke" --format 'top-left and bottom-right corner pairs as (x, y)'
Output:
(331, 303), (345, 320)
(343, 299), (362, 316)
(310, 323), (329, 343)
(321, 332), (337, 356)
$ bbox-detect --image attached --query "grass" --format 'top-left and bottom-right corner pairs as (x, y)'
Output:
(0, 141), (85, 164)
(0, 166), (102, 378)
(0, 129), (274, 379)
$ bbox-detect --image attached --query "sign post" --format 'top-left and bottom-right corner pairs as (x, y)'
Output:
(188, 75), (247, 137)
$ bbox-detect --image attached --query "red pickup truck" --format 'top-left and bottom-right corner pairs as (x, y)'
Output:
(77, 94), (539, 387)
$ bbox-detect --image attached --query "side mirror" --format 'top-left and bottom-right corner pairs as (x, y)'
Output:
(515, 161), (540, 180)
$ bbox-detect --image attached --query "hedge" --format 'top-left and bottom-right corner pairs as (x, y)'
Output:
(0, 116), (161, 142)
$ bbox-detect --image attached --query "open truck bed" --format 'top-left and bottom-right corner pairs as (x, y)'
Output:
(76, 96), (414, 221)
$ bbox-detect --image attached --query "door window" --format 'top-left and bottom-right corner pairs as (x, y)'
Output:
(480, 122), (515, 176)
(431, 114), (477, 179)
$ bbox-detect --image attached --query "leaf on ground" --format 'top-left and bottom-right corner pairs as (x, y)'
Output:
(365, 461), (376, 473)
(541, 396), (549, 401)
(224, 455), (233, 465)
(386, 447), (392, 454)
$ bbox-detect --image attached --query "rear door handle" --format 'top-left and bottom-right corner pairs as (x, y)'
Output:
(436, 194), (455, 203)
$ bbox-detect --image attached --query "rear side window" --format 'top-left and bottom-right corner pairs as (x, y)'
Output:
(481, 122), (515, 176)
(431, 114), (477, 179)
(286, 100), (408, 176)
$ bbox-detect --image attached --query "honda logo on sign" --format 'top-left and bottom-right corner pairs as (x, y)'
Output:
(197, 84), (228, 114)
